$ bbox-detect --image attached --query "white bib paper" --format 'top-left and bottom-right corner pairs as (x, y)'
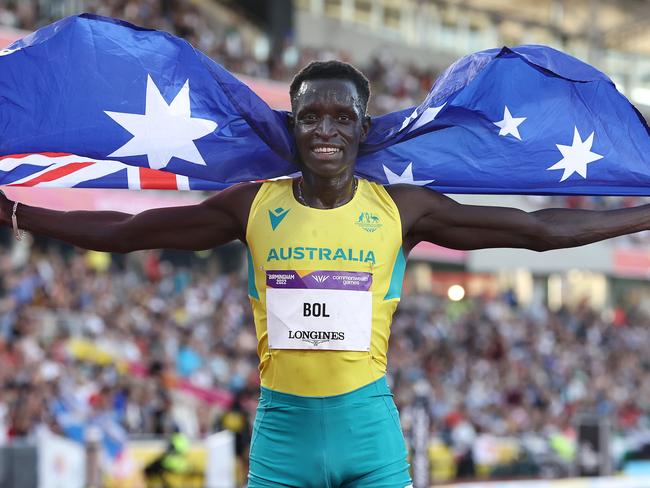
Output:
(266, 270), (372, 351)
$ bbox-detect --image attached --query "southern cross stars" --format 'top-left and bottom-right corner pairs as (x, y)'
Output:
(548, 126), (603, 182)
(105, 75), (218, 170)
(399, 109), (419, 132)
(383, 163), (434, 186)
(493, 106), (526, 140)
(399, 103), (446, 133)
(410, 104), (446, 132)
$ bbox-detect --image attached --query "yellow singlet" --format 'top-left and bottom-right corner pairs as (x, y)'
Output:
(246, 178), (406, 396)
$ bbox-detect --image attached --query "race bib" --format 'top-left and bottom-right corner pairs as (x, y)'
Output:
(266, 270), (372, 351)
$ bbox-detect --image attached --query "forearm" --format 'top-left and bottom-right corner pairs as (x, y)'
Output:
(4, 195), (242, 253)
(0, 185), (254, 253)
(12, 203), (135, 252)
(531, 204), (650, 250)
(411, 198), (650, 252)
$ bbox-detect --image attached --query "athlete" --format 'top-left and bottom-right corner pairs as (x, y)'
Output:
(2, 61), (650, 487)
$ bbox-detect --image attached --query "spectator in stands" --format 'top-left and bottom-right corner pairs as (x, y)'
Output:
(144, 430), (191, 488)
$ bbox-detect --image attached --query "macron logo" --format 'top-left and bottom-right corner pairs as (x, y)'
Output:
(312, 275), (329, 284)
(268, 207), (290, 230)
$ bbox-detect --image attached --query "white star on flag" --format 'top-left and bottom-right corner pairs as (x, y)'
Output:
(383, 162), (434, 186)
(547, 126), (603, 182)
(105, 75), (218, 170)
(409, 103), (446, 133)
(0, 46), (22, 57)
(400, 109), (419, 132)
(399, 103), (446, 133)
(493, 106), (526, 140)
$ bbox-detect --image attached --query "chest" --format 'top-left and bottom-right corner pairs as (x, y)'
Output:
(260, 206), (395, 260)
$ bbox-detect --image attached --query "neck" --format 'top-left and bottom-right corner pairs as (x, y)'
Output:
(297, 171), (357, 209)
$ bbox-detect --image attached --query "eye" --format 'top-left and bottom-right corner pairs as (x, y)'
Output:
(300, 113), (317, 123)
(337, 114), (351, 122)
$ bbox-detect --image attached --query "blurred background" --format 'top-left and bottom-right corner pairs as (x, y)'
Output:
(2, 1), (650, 487)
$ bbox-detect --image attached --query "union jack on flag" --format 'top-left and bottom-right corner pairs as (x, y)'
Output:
(0, 153), (198, 190)
(3, 14), (650, 195)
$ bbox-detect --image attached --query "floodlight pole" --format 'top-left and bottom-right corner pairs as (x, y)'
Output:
(587, 0), (602, 64)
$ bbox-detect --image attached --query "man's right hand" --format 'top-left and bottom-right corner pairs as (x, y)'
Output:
(0, 190), (11, 227)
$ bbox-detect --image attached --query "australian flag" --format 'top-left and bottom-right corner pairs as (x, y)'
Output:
(2, 14), (650, 195)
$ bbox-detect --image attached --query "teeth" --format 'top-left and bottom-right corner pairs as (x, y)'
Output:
(313, 147), (341, 153)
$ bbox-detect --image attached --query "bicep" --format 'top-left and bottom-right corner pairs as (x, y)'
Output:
(413, 223), (542, 251)
(117, 184), (256, 252)
(119, 201), (240, 251)
(404, 191), (546, 252)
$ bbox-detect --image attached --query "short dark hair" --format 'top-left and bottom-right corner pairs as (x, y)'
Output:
(289, 60), (371, 115)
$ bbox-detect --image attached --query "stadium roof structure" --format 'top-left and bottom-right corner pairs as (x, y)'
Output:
(296, 0), (650, 55)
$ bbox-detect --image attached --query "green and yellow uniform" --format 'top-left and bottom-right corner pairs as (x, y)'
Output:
(246, 178), (411, 487)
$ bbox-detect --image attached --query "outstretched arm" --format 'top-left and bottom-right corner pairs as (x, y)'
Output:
(388, 185), (650, 254)
(0, 183), (260, 253)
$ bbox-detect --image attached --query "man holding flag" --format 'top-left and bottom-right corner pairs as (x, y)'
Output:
(6, 12), (650, 488)
(3, 57), (650, 486)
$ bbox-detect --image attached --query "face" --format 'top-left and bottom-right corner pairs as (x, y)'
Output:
(291, 79), (370, 179)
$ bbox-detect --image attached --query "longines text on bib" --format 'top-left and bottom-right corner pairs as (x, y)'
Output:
(266, 270), (372, 351)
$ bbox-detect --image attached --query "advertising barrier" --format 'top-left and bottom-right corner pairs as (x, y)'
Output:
(38, 432), (86, 488)
(104, 431), (235, 488)
(437, 477), (650, 488)
(0, 432), (85, 488)
(105, 438), (205, 488)
(0, 443), (37, 488)
(205, 430), (236, 488)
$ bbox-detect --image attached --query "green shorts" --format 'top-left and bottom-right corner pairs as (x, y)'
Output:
(248, 376), (412, 488)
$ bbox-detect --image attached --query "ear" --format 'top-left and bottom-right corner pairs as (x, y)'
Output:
(360, 115), (371, 143)
(286, 112), (295, 130)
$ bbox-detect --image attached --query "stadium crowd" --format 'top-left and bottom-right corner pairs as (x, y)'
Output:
(0, 0), (434, 114)
(1, 233), (650, 482)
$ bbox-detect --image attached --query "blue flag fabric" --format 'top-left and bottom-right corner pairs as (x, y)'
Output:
(2, 14), (650, 195)
(0, 14), (294, 190)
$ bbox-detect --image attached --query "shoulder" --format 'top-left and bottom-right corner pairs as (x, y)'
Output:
(384, 184), (454, 237)
(385, 184), (448, 213)
(203, 181), (263, 210)
(202, 182), (263, 235)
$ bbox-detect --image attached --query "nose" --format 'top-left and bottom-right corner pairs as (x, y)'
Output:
(315, 115), (336, 139)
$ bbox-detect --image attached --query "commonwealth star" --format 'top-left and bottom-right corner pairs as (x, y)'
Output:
(105, 75), (218, 170)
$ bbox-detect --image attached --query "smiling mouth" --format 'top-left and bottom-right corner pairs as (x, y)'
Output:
(311, 145), (342, 158)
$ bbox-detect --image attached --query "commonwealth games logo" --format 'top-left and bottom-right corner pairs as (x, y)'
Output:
(312, 274), (330, 283)
(355, 211), (382, 233)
